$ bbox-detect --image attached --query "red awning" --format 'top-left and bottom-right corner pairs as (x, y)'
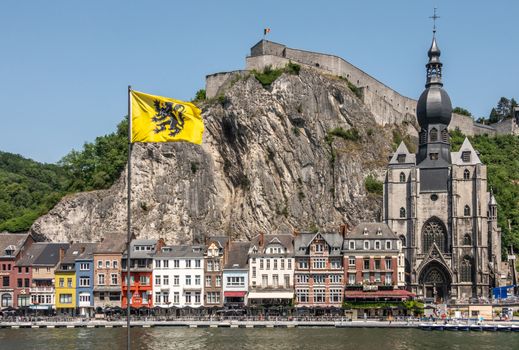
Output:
(224, 291), (247, 297)
(344, 289), (415, 299)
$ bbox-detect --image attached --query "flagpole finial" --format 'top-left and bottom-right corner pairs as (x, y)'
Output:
(429, 8), (440, 35)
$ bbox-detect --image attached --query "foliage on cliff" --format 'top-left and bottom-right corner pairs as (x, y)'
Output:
(0, 119), (128, 232)
(451, 129), (519, 253)
(0, 152), (68, 232)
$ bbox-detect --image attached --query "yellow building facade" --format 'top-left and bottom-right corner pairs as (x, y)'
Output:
(54, 270), (76, 311)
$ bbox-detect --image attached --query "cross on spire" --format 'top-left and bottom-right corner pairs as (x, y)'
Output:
(429, 8), (440, 34)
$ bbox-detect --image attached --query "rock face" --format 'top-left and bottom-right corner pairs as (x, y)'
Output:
(32, 68), (416, 244)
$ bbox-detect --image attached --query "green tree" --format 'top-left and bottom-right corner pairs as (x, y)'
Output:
(452, 107), (472, 117)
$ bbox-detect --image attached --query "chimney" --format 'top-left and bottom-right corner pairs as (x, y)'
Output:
(59, 247), (66, 262)
(80, 246), (85, 254)
(259, 232), (265, 247)
(292, 229), (299, 237)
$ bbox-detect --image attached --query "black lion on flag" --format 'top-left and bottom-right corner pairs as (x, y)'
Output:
(151, 100), (185, 137)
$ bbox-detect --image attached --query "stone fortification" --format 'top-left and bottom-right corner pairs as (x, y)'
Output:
(207, 40), (517, 136)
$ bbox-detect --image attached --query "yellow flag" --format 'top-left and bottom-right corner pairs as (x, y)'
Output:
(131, 90), (204, 144)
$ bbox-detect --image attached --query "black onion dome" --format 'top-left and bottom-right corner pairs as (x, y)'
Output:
(416, 86), (452, 128)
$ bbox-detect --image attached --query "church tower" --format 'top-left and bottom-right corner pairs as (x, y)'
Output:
(383, 29), (500, 303)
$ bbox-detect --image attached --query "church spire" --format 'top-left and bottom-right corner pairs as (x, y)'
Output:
(426, 9), (443, 87)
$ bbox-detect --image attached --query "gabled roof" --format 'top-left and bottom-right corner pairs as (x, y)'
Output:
(294, 232), (342, 256)
(155, 245), (205, 258)
(61, 243), (98, 264)
(388, 142), (416, 166)
(16, 242), (69, 267)
(122, 239), (159, 259)
(224, 242), (250, 269)
(0, 232), (31, 259)
(205, 236), (229, 250)
(451, 137), (482, 165)
(249, 234), (294, 254)
(95, 235), (126, 254)
(346, 222), (397, 240)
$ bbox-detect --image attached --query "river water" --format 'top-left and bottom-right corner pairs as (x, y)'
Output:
(0, 327), (517, 350)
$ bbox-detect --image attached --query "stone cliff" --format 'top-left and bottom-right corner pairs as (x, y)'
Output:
(32, 67), (416, 244)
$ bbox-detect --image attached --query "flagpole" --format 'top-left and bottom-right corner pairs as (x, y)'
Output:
(126, 85), (133, 350)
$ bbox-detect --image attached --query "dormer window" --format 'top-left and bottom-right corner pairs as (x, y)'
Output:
(363, 228), (368, 236)
(376, 228), (382, 236)
(462, 151), (471, 162)
(363, 241), (369, 250)
(4, 245), (15, 256)
(397, 154), (406, 163)
(430, 128), (438, 141)
(429, 153), (439, 160)
(441, 129), (449, 143)
(349, 241), (355, 250)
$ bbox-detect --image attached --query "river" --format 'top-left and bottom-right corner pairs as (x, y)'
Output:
(0, 327), (517, 350)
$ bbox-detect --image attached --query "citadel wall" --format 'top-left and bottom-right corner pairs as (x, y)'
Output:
(206, 40), (512, 136)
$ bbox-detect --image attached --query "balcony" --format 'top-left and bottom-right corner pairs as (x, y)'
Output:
(30, 287), (53, 293)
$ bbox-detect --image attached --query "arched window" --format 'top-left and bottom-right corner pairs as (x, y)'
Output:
(463, 233), (471, 246)
(430, 128), (438, 142)
(399, 235), (406, 247)
(441, 129), (449, 143)
(464, 205), (471, 216)
(422, 218), (447, 253)
(463, 169), (470, 180)
(1, 293), (12, 307)
(460, 256), (472, 282)
(400, 207), (406, 218)
(399, 172), (406, 183)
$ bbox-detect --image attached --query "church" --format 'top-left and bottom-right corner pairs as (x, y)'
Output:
(383, 31), (502, 303)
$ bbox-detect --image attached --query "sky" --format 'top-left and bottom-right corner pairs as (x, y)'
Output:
(0, 0), (517, 163)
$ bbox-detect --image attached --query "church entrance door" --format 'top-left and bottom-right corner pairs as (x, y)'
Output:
(419, 262), (451, 304)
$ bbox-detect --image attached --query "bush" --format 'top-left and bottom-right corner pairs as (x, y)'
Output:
(328, 127), (361, 141)
(453, 106), (472, 117)
(286, 61), (301, 75)
(193, 89), (206, 102)
(365, 175), (383, 195)
(253, 62), (301, 88)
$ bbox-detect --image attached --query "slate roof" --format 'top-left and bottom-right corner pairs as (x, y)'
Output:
(0, 232), (31, 259)
(206, 236), (229, 250)
(388, 142), (416, 166)
(345, 222), (397, 241)
(249, 234), (294, 255)
(224, 242), (250, 269)
(61, 243), (98, 264)
(451, 138), (482, 165)
(155, 245), (205, 258)
(16, 242), (69, 267)
(294, 232), (343, 256)
(122, 239), (159, 259)
(95, 235), (126, 254)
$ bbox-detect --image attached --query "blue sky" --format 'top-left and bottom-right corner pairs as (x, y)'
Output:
(0, 0), (517, 163)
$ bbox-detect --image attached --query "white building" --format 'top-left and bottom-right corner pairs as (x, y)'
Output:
(222, 242), (250, 307)
(152, 245), (204, 309)
(248, 233), (295, 306)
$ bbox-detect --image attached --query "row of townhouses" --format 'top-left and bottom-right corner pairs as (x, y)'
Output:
(0, 222), (413, 316)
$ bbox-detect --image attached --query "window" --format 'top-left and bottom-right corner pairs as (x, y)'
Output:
(296, 289), (309, 303)
(375, 241), (381, 250)
(313, 258), (326, 269)
(195, 292), (201, 304)
(430, 127), (438, 141)
(315, 244), (324, 252)
(173, 275), (179, 286)
(162, 292), (169, 304)
(385, 273), (393, 285)
(207, 261), (213, 271)
(422, 218), (447, 253)
(273, 259), (278, 270)
(185, 292), (192, 304)
(284, 274), (290, 288)
(329, 275), (342, 284)
(348, 257), (355, 266)
(460, 256), (472, 282)
(259, 259), (264, 270)
(399, 172), (406, 183)
(280, 259), (285, 270)
(287, 259), (292, 270)
(400, 207), (406, 218)
(349, 241), (355, 250)
(399, 235), (406, 247)
(266, 260), (270, 270)
(206, 276), (212, 287)
(139, 275), (149, 285)
(397, 154), (406, 163)
(111, 274), (118, 285)
(272, 275), (279, 287)
(59, 294), (72, 304)
(298, 259), (308, 269)
(195, 260), (201, 268)
(296, 274), (309, 284)
(385, 241), (392, 249)
(67, 278), (73, 288)
(155, 292), (161, 304)
(463, 233), (472, 246)
(252, 266), (256, 278)
(374, 272), (381, 282)
(173, 292), (179, 304)
(429, 153), (439, 160)
(17, 279), (22, 288)
(330, 259), (342, 269)
(155, 275), (161, 285)
(330, 289), (342, 303)
(441, 129), (448, 143)
(59, 278), (64, 287)
(262, 274), (268, 287)
(374, 260), (381, 270)
(79, 277), (90, 287)
(462, 151), (471, 162)
(226, 276), (244, 286)
(79, 294), (90, 303)
(155, 260), (161, 268)
(79, 263), (89, 271)
(185, 275), (191, 285)
(163, 260), (169, 268)
(463, 169), (470, 180)
(195, 275), (200, 285)
(464, 205), (471, 216)
(186, 260), (191, 268)
(98, 274), (105, 285)
(214, 261), (220, 271)
(163, 275), (169, 285)
(348, 273), (356, 285)
(363, 259), (370, 270)
(105, 261), (110, 268)
(385, 259), (392, 269)
(363, 241), (369, 250)
(313, 275), (325, 284)
(98, 260), (103, 268)
(113, 261), (118, 269)
(215, 276), (221, 287)
(313, 289), (325, 303)
(173, 260), (179, 268)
